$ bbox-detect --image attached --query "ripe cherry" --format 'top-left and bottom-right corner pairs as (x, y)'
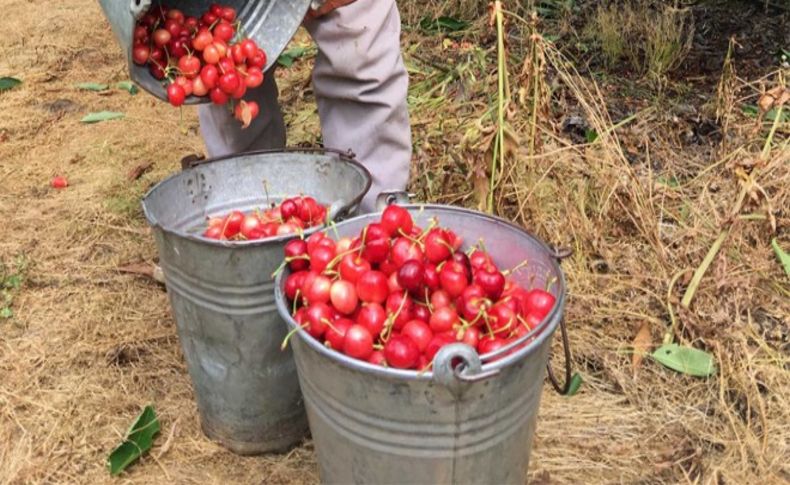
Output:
(356, 271), (388, 303)
(424, 229), (452, 263)
(384, 335), (419, 369)
(209, 87), (228, 105)
(339, 255), (371, 284)
(223, 210), (244, 238)
(525, 289), (556, 319)
(178, 55), (201, 78)
(219, 71), (241, 94)
(380, 205), (413, 236)
(132, 45), (150, 65)
(284, 239), (309, 271)
(390, 237), (423, 268)
(325, 318), (352, 351)
(245, 66), (264, 88)
(248, 48), (267, 68)
(330, 280), (358, 315)
(385, 292), (413, 330)
(425, 333), (457, 362)
(167, 83), (186, 107)
(429, 306), (459, 333)
(213, 21), (235, 43)
(304, 274), (332, 305)
(439, 261), (469, 298)
(202, 44), (220, 64)
(152, 29), (171, 47)
(240, 214), (263, 239)
(368, 350), (386, 366)
(397, 259), (424, 293)
(50, 176), (68, 189)
(412, 304), (430, 323)
(474, 267), (506, 300)
(356, 303), (387, 336)
(401, 320), (433, 352)
(343, 325), (374, 359)
(306, 303), (333, 339)
(284, 271), (306, 300)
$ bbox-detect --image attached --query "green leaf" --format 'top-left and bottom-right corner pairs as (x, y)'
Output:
(107, 405), (160, 476)
(657, 175), (680, 188)
(565, 372), (583, 396)
(652, 343), (716, 377)
(5, 274), (21, 290)
(81, 111), (125, 124)
(584, 128), (598, 143)
(115, 81), (138, 95)
(277, 47), (308, 68)
(75, 82), (109, 91)
(771, 238), (790, 279)
(742, 104), (790, 122)
(0, 77), (22, 92)
(419, 16), (470, 33)
(0, 307), (12, 319)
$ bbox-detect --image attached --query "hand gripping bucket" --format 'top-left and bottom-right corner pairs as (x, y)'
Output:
(142, 148), (371, 454)
(97, 0), (311, 103)
(275, 205), (571, 483)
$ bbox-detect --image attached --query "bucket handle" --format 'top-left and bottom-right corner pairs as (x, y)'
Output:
(546, 246), (574, 395)
(432, 343), (499, 395)
(180, 147), (359, 171)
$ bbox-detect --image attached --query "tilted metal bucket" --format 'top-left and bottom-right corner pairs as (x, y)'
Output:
(275, 205), (568, 483)
(97, 0), (311, 103)
(142, 148), (371, 454)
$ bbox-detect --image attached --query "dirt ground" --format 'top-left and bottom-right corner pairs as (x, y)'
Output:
(1, 0), (788, 484)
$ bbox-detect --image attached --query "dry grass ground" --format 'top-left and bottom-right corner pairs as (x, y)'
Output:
(1, 0), (788, 484)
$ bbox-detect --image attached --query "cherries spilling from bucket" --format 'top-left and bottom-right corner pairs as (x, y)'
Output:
(132, 3), (267, 127)
(202, 196), (327, 241)
(281, 205), (557, 371)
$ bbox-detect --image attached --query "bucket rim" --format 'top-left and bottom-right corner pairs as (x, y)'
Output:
(140, 147), (373, 248)
(275, 204), (567, 382)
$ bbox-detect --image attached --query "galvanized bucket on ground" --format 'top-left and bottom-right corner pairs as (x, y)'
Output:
(275, 205), (569, 484)
(97, 0), (311, 103)
(142, 148), (371, 455)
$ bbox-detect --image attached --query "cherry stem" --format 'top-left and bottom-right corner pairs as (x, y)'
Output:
(322, 318), (339, 334)
(503, 259), (529, 276)
(381, 291), (408, 342)
(280, 322), (308, 351)
(292, 289), (301, 315)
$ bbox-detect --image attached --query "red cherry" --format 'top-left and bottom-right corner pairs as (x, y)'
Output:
(152, 29), (171, 48)
(326, 318), (353, 351)
(390, 237), (423, 268)
(284, 271), (306, 301)
(132, 45), (149, 65)
(284, 239), (309, 271)
(248, 48), (267, 68)
(478, 336), (508, 356)
(474, 267), (506, 300)
(222, 211), (244, 238)
(330, 280), (358, 315)
(424, 229), (452, 263)
(385, 292), (413, 330)
(367, 350), (386, 366)
(339, 255), (371, 284)
(412, 304), (430, 323)
(356, 303), (387, 336)
(384, 335), (419, 369)
(306, 303), (334, 339)
(167, 83), (186, 107)
(460, 326), (480, 348)
(488, 302), (517, 334)
(343, 325), (374, 359)
(241, 39), (258, 59)
(240, 214), (263, 239)
(209, 87), (228, 105)
(380, 205), (414, 237)
(430, 290), (452, 309)
(401, 320), (433, 352)
(220, 6), (237, 22)
(245, 66), (264, 88)
(397, 259), (425, 293)
(439, 261), (469, 298)
(213, 21), (235, 43)
(304, 274), (332, 305)
(429, 306), (459, 333)
(50, 176), (68, 189)
(178, 55), (201, 78)
(356, 271), (388, 303)
(525, 289), (556, 319)
(309, 245), (335, 273)
(423, 263), (440, 290)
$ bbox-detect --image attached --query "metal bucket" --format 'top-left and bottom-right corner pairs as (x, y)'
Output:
(97, 0), (311, 103)
(142, 148), (371, 455)
(275, 205), (569, 484)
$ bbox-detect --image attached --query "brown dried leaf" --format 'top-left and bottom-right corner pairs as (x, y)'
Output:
(472, 160), (489, 212)
(631, 322), (652, 375)
(239, 100), (252, 129)
(127, 161), (153, 181)
(757, 94), (775, 113)
(117, 263), (154, 278)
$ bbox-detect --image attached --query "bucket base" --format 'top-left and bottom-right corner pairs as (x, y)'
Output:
(201, 418), (309, 456)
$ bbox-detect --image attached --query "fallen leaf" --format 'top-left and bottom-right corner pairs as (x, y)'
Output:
(771, 238), (790, 280)
(81, 111), (125, 123)
(75, 82), (109, 91)
(127, 161), (153, 181)
(631, 322), (652, 375)
(238, 100), (252, 129)
(565, 373), (583, 396)
(115, 81), (139, 95)
(107, 405), (160, 476)
(0, 77), (22, 92)
(652, 343), (716, 377)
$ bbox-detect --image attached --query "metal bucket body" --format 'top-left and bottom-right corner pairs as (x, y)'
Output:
(97, 0), (311, 103)
(142, 150), (371, 454)
(275, 205), (566, 483)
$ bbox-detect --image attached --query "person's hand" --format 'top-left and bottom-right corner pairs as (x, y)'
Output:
(307, 0), (357, 18)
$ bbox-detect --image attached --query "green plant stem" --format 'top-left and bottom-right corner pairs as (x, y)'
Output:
(681, 230), (728, 309)
(489, 0), (506, 215)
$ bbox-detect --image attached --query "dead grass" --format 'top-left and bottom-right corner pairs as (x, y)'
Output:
(1, 0), (789, 484)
